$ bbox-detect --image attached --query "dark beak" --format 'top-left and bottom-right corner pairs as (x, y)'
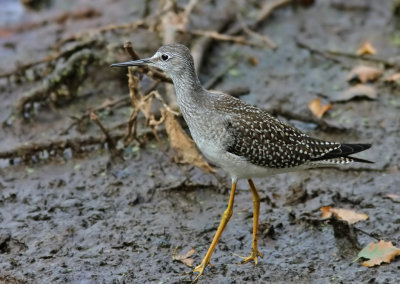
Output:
(110, 58), (152, 68)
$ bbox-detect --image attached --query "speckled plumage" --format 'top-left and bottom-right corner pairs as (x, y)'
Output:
(141, 44), (372, 180)
(112, 44), (372, 179)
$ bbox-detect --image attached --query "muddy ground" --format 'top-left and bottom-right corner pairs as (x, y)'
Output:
(0, 0), (399, 283)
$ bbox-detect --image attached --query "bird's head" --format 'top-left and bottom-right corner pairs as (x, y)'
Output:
(111, 43), (195, 79)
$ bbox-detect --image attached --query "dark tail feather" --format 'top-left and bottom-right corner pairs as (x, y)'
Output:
(311, 143), (373, 163)
(336, 143), (372, 155)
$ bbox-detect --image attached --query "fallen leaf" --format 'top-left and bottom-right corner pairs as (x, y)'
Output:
(356, 240), (400, 267)
(0, 28), (14, 38)
(172, 247), (195, 267)
(248, 56), (259, 66)
(320, 206), (369, 224)
(347, 65), (382, 83)
(386, 194), (400, 203)
(164, 110), (215, 173)
(308, 98), (332, 118)
(383, 73), (400, 85)
(334, 84), (377, 102)
(357, 41), (377, 56)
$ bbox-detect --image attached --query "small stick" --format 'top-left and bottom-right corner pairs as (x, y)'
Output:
(268, 106), (348, 132)
(123, 41), (141, 60)
(295, 38), (343, 64)
(226, 0), (292, 36)
(0, 132), (125, 160)
(122, 41), (172, 84)
(204, 60), (238, 89)
(0, 40), (95, 79)
(55, 20), (148, 50)
(255, 0), (292, 28)
(90, 112), (117, 151)
(326, 49), (396, 68)
(296, 38), (397, 69)
(180, 29), (263, 47)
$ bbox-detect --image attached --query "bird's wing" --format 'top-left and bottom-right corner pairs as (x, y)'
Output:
(214, 95), (341, 168)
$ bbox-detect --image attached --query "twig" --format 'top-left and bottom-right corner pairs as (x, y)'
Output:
(295, 38), (343, 64)
(0, 132), (125, 160)
(123, 41), (141, 60)
(191, 15), (234, 74)
(354, 227), (381, 241)
(14, 49), (96, 117)
(180, 29), (263, 47)
(238, 14), (277, 49)
(122, 41), (172, 84)
(10, 8), (101, 34)
(223, 86), (250, 98)
(0, 40), (96, 79)
(90, 112), (117, 152)
(124, 68), (142, 144)
(255, 0), (292, 28)
(226, 0), (292, 35)
(181, 0), (200, 30)
(326, 49), (396, 68)
(59, 82), (159, 136)
(55, 20), (148, 51)
(268, 106), (348, 132)
(60, 97), (129, 135)
(204, 60), (238, 89)
(296, 38), (398, 69)
(235, 9), (277, 49)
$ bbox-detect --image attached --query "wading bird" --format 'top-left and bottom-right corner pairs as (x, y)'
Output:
(111, 44), (372, 282)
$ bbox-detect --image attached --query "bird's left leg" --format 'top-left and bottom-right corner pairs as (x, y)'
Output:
(186, 179), (237, 282)
(235, 179), (263, 264)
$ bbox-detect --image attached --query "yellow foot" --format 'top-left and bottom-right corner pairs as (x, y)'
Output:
(233, 249), (263, 265)
(184, 261), (213, 283)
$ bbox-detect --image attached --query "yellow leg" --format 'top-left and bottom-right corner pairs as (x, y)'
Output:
(235, 179), (263, 264)
(187, 180), (237, 283)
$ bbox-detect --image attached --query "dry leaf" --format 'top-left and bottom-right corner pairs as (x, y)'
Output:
(334, 84), (377, 102)
(164, 110), (215, 173)
(356, 240), (400, 267)
(357, 41), (377, 56)
(320, 206), (369, 224)
(347, 66), (382, 83)
(0, 28), (14, 38)
(386, 194), (400, 203)
(248, 56), (259, 66)
(384, 73), (400, 85)
(308, 98), (332, 118)
(172, 247), (195, 267)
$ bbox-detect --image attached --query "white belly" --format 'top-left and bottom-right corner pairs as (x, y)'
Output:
(195, 137), (303, 180)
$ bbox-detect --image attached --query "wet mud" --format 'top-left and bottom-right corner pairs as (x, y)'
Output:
(0, 0), (399, 283)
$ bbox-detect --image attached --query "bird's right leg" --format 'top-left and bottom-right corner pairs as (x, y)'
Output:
(235, 179), (263, 264)
(186, 180), (237, 283)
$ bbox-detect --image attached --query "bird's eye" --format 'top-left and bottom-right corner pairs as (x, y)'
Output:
(161, 54), (169, 61)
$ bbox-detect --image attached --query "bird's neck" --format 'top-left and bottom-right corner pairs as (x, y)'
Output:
(170, 70), (206, 113)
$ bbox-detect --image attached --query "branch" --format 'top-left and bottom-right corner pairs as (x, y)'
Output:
(296, 38), (398, 69)
(226, 0), (292, 35)
(180, 29), (263, 47)
(0, 132), (125, 160)
(204, 60), (238, 89)
(55, 20), (148, 50)
(268, 106), (348, 132)
(123, 41), (172, 83)
(14, 49), (96, 117)
(0, 40), (96, 79)
(90, 112), (117, 152)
